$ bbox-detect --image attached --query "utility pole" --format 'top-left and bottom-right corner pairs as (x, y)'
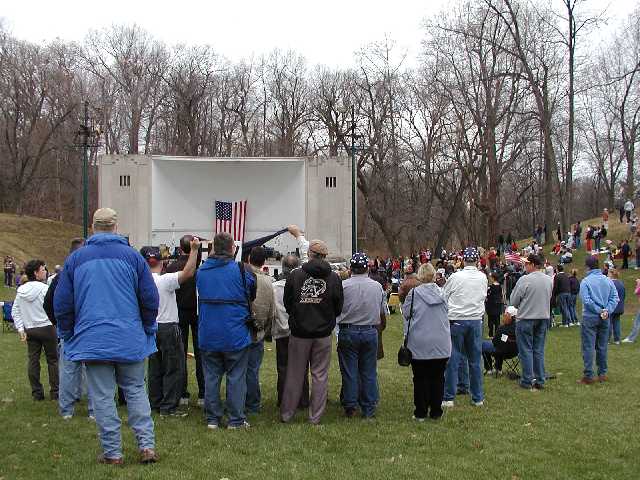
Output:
(351, 105), (357, 254)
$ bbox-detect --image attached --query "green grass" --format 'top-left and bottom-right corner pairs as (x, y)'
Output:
(1, 312), (639, 479)
(1, 215), (640, 479)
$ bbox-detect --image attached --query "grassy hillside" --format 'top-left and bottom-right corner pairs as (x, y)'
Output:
(0, 213), (82, 278)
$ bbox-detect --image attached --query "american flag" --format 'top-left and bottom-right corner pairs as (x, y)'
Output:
(215, 200), (247, 243)
(505, 252), (524, 264)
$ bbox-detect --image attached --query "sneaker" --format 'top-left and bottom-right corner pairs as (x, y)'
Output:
(621, 338), (633, 343)
(197, 398), (205, 407)
(344, 407), (357, 418)
(88, 415), (96, 421)
(598, 375), (608, 383)
(61, 415), (73, 420)
(412, 415), (426, 422)
(227, 421), (250, 430)
(563, 324), (570, 328)
(441, 401), (454, 408)
(614, 341), (621, 345)
(575, 322), (581, 326)
(472, 401), (484, 407)
(97, 454), (123, 465)
(206, 423), (219, 430)
(179, 397), (189, 406)
(577, 377), (595, 385)
(139, 448), (158, 464)
(484, 369), (495, 376)
(160, 410), (188, 418)
(533, 383), (545, 390)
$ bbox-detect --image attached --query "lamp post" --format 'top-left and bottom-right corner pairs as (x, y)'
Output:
(76, 101), (102, 239)
(350, 105), (357, 254)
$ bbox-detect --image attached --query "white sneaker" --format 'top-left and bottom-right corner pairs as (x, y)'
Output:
(412, 415), (426, 422)
(472, 401), (484, 407)
(207, 423), (219, 430)
(227, 421), (250, 430)
(621, 338), (633, 343)
(88, 415), (95, 421)
(197, 398), (205, 407)
(575, 322), (581, 326)
(441, 401), (454, 408)
(614, 341), (621, 345)
(179, 397), (189, 406)
(61, 415), (72, 420)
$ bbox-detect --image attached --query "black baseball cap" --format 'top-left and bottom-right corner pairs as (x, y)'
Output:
(140, 246), (161, 261)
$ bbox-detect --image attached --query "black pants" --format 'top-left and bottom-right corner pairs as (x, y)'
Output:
(626, 211), (632, 222)
(410, 358), (448, 419)
(25, 325), (59, 399)
(3, 269), (13, 287)
(483, 351), (508, 372)
(148, 323), (185, 413)
(178, 309), (204, 399)
(275, 336), (309, 408)
(487, 314), (500, 338)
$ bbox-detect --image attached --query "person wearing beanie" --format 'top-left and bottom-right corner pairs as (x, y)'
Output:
(336, 252), (387, 418)
(441, 247), (488, 408)
(142, 236), (199, 416)
(577, 256), (619, 384)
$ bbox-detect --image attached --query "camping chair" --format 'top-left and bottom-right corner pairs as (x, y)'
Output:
(502, 353), (520, 380)
(1, 301), (15, 333)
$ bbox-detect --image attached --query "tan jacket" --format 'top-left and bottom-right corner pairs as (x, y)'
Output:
(250, 265), (276, 342)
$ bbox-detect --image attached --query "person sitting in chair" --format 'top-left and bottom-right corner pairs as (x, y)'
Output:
(482, 306), (518, 376)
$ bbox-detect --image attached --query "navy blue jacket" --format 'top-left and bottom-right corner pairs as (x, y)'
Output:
(612, 279), (626, 315)
(54, 233), (159, 362)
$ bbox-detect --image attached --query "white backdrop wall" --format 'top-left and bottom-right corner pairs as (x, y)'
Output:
(150, 158), (306, 254)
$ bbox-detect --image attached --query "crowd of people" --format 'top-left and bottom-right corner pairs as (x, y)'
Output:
(4, 205), (640, 466)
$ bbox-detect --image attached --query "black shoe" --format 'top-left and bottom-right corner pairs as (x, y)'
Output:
(344, 407), (358, 418)
(33, 395), (45, 401)
(533, 383), (545, 390)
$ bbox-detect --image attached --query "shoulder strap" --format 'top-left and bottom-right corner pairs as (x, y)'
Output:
(404, 289), (415, 347)
(238, 262), (253, 314)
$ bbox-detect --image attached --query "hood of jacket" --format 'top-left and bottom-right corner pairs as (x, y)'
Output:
(85, 232), (129, 247)
(302, 258), (331, 278)
(17, 281), (47, 302)
(200, 255), (234, 271)
(415, 283), (445, 306)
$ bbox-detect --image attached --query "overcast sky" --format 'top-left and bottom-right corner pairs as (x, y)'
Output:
(2, 0), (638, 67)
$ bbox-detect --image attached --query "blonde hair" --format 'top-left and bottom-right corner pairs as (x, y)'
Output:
(416, 263), (436, 283)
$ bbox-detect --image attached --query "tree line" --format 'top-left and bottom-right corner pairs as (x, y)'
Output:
(0, 0), (639, 255)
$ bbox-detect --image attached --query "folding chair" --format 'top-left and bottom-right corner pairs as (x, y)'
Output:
(502, 353), (520, 380)
(1, 301), (15, 333)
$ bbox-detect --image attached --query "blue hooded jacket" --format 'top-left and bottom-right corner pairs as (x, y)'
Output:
(578, 269), (619, 319)
(197, 256), (256, 352)
(54, 233), (159, 362)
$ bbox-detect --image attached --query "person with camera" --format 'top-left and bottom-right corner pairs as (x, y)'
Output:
(197, 232), (256, 430)
(509, 254), (553, 391)
(165, 235), (205, 407)
(401, 263), (450, 421)
(245, 246), (276, 414)
(577, 256), (619, 384)
(142, 236), (199, 417)
(336, 252), (387, 419)
(54, 208), (159, 465)
(280, 239), (343, 425)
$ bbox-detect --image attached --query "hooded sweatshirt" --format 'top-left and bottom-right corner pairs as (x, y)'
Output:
(283, 258), (344, 338)
(12, 281), (51, 332)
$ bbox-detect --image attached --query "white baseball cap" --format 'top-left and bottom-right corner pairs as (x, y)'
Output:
(505, 306), (518, 317)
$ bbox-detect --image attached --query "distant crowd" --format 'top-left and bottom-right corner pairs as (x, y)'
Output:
(3, 204), (640, 466)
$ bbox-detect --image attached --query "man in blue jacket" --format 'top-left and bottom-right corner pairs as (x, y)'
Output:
(578, 256), (619, 385)
(197, 232), (256, 430)
(54, 208), (160, 465)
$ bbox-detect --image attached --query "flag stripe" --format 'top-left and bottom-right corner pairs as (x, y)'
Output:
(215, 200), (247, 243)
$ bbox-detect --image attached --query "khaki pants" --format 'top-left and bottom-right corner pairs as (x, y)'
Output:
(280, 335), (332, 424)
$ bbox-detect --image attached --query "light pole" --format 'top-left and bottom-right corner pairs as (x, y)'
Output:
(350, 105), (357, 254)
(76, 101), (102, 239)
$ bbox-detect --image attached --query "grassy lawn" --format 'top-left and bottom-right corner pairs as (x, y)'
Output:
(1, 309), (639, 479)
(1, 215), (640, 479)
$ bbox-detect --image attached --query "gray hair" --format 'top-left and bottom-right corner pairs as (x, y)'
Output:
(213, 232), (234, 256)
(281, 254), (300, 274)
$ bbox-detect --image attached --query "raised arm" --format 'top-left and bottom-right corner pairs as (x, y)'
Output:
(178, 237), (201, 285)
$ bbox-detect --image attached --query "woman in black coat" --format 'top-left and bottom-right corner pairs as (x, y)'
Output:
(485, 272), (503, 337)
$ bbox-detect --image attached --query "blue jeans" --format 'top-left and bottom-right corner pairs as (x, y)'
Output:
(245, 340), (264, 413)
(85, 361), (155, 459)
(201, 347), (249, 427)
(558, 293), (572, 326)
(575, 236), (581, 249)
(569, 294), (579, 324)
(337, 326), (379, 417)
(444, 320), (483, 403)
(581, 316), (609, 378)
(457, 356), (469, 392)
(627, 312), (640, 341)
(610, 314), (621, 342)
(516, 319), (548, 387)
(58, 340), (93, 417)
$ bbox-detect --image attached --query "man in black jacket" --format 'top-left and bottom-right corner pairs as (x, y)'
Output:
(553, 265), (573, 327)
(482, 306), (518, 374)
(165, 235), (205, 405)
(280, 239), (343, 425)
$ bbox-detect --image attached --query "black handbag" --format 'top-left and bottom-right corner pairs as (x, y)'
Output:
(397, 290), (415, 367)
(238, 262), (260, 337)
